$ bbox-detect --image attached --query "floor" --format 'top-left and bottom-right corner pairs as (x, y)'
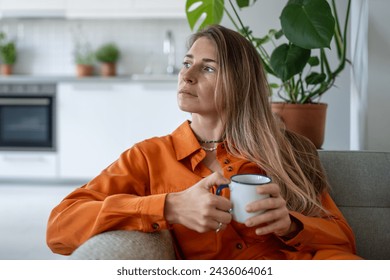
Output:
(0, 181), (83, 260)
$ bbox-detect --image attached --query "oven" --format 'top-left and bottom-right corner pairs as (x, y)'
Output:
(0, 83), (56, 151)
(0, 83), (57, 179)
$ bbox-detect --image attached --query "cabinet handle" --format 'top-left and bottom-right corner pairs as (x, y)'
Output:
(71, 84), (114, 91)
(0, 98), (50, 106)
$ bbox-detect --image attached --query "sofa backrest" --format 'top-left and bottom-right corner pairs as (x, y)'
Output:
(318, 150), (390, 260)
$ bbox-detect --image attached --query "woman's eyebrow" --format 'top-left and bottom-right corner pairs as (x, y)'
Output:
(184, 54), (218, 64)
(203, 58), (218, 64)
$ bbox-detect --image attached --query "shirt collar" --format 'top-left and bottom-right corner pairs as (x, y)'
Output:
(171, 120), (205, 162)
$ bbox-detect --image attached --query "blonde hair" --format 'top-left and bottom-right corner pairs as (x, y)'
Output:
(189, 25), (329, 217)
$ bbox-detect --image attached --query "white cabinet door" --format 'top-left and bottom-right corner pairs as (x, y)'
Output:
(66, 0), (185, 19)
(0, 0), (66, 17)
(133, 0), (185, 18)
(66, 0), (134, 18)
(58, 83), (129, 180)
(57, 82), (187, 180)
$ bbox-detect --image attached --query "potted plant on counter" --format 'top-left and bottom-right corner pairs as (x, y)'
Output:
(0, 32), (17, 75)
(95, 42), (120, 77)
(185, 0), (351, 148)
(74, 42), (95, 77)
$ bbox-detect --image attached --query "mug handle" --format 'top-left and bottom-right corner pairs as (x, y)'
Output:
(216, 184), (229, 196)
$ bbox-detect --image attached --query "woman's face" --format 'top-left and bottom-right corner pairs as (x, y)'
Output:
(177, 37), (219, 118)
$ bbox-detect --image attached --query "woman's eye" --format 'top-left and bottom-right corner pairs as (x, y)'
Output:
(204, 66), (215, 73)
(182, 62), (191, 68)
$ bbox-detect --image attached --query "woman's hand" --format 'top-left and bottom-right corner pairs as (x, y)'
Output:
(165, 172), (233, 233)
(244, 183), (298, 237)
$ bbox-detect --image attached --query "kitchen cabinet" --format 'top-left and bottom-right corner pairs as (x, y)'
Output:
(0, 152), (57, 179)
(66, 0), (185, 19)
(57, 81), (188, 180)
(133, 0), (185, 18)
(0, 0), (66, 17)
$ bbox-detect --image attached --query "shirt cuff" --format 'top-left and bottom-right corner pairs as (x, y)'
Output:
(277, 212), (307, 250)
(140, 193), (169, 232)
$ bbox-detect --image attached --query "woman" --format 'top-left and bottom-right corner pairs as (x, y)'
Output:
(47, 25), (361, 260)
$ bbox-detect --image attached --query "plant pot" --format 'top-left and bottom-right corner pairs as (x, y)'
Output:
(100, 63), (116, 77)
(1, 64), (13, 75)
(271, 102), (328, 149)
(76, 64), (94, 77)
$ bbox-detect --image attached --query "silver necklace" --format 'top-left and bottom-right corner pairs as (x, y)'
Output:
(201, 145), (218, 152)
(197, 137), (223, 152)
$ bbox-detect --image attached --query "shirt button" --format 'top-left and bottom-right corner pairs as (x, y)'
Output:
(152, 223), (160, 230)
(227, 166), (233, 172)
(224, 159), (230, 164)
(236, 243), (243, 250)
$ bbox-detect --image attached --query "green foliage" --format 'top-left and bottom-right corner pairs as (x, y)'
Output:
(185, 0), (351, 104)
(95, 43), (120, 63)
(0, 32), (17, 65)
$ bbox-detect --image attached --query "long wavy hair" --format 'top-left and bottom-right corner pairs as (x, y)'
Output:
(188, 25), (329, 217)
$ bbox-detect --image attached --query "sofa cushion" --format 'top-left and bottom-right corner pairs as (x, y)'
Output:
(318, 150), (390, 259)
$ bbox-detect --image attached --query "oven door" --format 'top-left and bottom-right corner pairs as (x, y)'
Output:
(0, 96), (55, 151)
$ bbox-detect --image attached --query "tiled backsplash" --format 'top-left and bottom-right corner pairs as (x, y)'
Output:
(0, 18), (191, 76)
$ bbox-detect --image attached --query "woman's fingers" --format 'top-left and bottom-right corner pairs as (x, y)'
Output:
(165, 172), (232, 233)
(201, 171), (230, 190)
(243, 183), (292, 236)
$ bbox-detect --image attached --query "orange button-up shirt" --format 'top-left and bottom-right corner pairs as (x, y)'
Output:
(47, 121), (360, 259)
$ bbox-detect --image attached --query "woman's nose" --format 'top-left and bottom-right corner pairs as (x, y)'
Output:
(181, 69), (196, 84)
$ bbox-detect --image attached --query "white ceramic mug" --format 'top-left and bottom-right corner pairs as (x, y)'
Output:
(216, 174), (271, 223)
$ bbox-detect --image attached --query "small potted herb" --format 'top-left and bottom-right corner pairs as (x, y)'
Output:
(0, 32), (17, 75)
(95, 42), (120, 76)
(73, 42), (95, 77)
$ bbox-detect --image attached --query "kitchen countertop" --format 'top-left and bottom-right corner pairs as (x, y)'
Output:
(0, 74), (178, 84)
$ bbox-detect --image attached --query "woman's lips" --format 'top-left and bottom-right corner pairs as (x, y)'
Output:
(179, 89), (197, 97)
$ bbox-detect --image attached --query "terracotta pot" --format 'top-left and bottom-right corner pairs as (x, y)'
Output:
(1, 64), (13, 75)
(100, 63), (116, 76)
(76, 64), (93, 77)
(271, 102), (328, 149)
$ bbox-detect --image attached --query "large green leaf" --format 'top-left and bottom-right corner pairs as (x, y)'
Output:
(280, 0), (335, 49)
(270, 43), (310, 82)
(186, 0), (225, 31)
(305, 72), (326, 85)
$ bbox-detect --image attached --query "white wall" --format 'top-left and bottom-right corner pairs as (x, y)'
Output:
(0, 18), (191, 76)
(366, 0), (390, 151)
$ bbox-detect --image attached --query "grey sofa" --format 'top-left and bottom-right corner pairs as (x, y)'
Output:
(69, 150), (390, 260)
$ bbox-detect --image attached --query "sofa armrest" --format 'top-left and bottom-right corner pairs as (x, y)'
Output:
(69, 230), (176, 260)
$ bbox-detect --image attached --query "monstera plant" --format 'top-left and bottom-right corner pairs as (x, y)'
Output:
(185, 0), (351, 148)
